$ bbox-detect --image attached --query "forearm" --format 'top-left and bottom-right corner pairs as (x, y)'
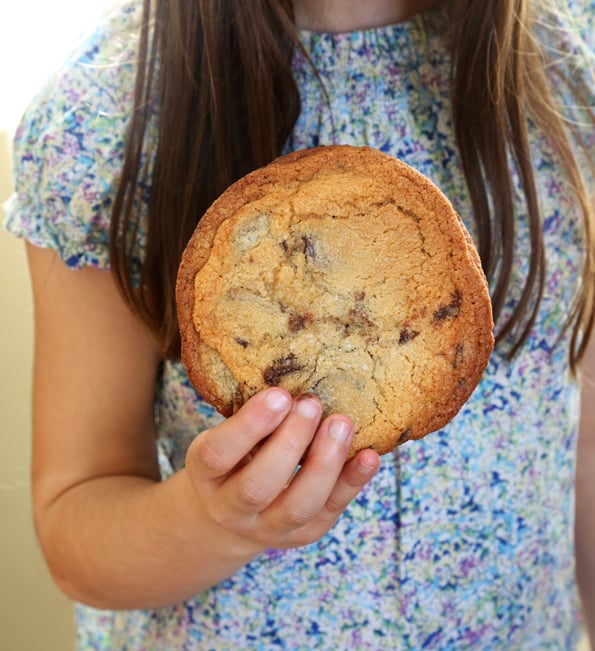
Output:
(576, 428), (595, 645)
(36, 470), (262, 610)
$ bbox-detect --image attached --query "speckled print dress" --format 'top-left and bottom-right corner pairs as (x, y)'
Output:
(5, 2), (595, 649)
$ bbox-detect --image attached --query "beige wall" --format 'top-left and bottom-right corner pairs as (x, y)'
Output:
(0, 129), (75, 650)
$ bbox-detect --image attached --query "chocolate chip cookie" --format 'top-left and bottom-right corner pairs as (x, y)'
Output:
(176, 145), (494, 456)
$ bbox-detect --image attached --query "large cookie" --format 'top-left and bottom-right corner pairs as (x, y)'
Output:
(176, 145), (494, 456)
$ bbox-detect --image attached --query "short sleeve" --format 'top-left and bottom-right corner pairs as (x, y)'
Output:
(3, 1), (148, 276)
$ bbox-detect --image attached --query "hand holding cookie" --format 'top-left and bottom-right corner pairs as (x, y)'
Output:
(177, 145), (494, 456)
(184, 388), (380, 550)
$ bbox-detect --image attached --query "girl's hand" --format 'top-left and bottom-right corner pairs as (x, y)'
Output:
(185, 388), (381, 552)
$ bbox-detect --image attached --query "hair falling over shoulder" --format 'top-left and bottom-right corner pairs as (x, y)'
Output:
(110, 0), (595, 369)
(449, 0), (595, 371)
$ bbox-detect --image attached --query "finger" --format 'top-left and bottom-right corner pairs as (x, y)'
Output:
(186, 388), (292, 481)
(322, 448), (380, 517)
(268, 414), (356, 531)
(275, 448), (381, 548)
(226, 395), (323, 515)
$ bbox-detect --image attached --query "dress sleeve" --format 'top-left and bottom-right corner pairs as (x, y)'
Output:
(3, 1), (147, 276)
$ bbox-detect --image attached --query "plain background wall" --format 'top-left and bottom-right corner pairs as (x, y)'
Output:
(1, 132), (75, 650)
(0, 4), (114, 649)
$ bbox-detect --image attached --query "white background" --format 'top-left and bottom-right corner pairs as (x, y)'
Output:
(0, 0), (117, 131)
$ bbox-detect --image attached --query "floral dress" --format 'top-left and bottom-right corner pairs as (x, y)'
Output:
(5, 1), (594, 649)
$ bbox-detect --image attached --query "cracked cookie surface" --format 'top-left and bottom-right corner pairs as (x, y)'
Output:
(176, 145), (494, 455)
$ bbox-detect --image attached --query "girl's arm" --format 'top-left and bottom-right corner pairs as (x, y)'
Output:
(577, 336), (595, 646)
(27, 243), (380, 610)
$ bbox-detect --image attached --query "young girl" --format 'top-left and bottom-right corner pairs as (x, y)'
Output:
(5, 0), (595, 648)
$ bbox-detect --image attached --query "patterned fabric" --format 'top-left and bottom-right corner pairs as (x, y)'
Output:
(5, 1), (594, 649)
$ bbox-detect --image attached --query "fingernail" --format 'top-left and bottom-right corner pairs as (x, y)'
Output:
(328, 419), (352, 444)
(358, 461), (376, 476)
(265, 389), (291, 412)
(296, 397), (321, 419)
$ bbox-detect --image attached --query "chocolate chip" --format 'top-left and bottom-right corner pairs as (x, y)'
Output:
(338, 301), (378, 344)
(263, 353), (303, 386)
(434, 289), (462, 321)
(302, 235), (316, 259)
(348, 304), (376, 331)
(453, 343), (464, 368)
(398, 328), (419, 345)
(289, 313), (311, 332)
(235, 338), (249, 348)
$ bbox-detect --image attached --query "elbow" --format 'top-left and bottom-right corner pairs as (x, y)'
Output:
(33, 505), (114, 610)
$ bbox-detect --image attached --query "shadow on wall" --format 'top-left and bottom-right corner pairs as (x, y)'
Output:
(0, 129), (75, 650)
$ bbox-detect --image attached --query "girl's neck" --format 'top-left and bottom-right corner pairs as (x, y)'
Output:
(293, 0), (443, 32)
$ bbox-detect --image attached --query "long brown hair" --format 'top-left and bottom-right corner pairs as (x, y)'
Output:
(110, 0), (595, 368)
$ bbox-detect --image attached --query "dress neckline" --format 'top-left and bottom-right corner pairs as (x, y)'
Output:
(295, 3), (451, 71)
